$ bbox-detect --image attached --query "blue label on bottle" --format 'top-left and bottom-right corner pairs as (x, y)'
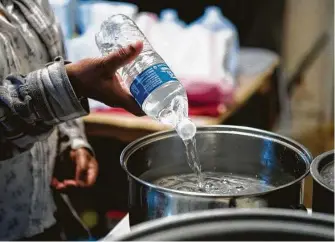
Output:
(130, 63), (178, 106)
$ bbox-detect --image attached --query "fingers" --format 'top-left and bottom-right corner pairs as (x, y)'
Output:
(86, 159), (98, 186)
(74, 150), (89, 186)
(103, 41), (143, 73)
(52, 149), (98, 192)
(67, 41), (146, 116)
(51, 177), (66, 190)
(112, 73), (145, 116)
(52, 178), (78, 191)
(73, 148), (98, 187)
(119, 93), (145, 116)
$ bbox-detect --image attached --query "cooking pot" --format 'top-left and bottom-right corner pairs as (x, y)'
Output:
(310, 150), (334, 214)
(120, 126), (312, 225)
(109, 208), (334, 241)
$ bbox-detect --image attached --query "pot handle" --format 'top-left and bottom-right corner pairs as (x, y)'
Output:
(290, 204), (307, 212)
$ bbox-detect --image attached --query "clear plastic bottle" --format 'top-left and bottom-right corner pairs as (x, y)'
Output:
(95, 14), (196, 140)
(199, 6), (239, 80)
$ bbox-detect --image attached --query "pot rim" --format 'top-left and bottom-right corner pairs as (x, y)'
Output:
(120, 125), (313, 198)
(110, 208), (334, 241)
(310, 150), (334, 192)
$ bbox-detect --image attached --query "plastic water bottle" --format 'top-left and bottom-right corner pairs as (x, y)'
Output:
(191, 6), (239, 81)
(160, 9), (186, 27)
(160, 9), (178, 22)
(95, 14), (196, 140)
(203, 6), (239, 79)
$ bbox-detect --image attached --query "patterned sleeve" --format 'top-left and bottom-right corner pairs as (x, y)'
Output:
(0, 53), (89, 150)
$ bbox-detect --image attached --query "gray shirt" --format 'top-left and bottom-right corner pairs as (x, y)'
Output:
(0, 0), (92, 240)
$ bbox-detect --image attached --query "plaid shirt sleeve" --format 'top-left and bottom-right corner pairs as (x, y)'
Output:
(0, 56), (90, 150)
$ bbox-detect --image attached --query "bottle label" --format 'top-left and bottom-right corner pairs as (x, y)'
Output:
(130, 63), (178, 106)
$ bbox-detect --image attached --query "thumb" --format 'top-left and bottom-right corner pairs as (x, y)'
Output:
(103, 41), (143, 73)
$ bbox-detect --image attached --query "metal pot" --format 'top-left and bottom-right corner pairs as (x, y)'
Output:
(310, 150), (334, 214)
(110, 208), (334, 241)
(120, 126), (312, 225)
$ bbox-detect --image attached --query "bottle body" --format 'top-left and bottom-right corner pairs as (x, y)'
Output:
(96, 14), (195, 139)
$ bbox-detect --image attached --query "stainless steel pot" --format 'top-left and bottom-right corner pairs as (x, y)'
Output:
(120, 126), (313, 225)
(310, 150), (334, 214)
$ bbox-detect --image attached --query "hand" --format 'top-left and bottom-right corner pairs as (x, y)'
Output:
(52, 148), (98, 190)
(66, 41), (144, 116)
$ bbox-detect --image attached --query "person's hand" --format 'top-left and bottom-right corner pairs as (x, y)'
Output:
(66, 41), (144, 116)
(52, 148), (98, 190)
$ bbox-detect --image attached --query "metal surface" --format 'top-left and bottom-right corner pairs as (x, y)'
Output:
(120, 126), (313, 225)
(310, 150), (334, 214)
(109, 209), (334, 241)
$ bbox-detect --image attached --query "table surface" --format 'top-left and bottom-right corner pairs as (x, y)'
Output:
(84, 48), (280, 142)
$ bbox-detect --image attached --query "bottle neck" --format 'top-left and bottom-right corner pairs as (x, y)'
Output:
(161, 9), (178, 22)
(176, 118), (197, 140)
(203, 6), (224, 26)
(157, 109), (196, 140)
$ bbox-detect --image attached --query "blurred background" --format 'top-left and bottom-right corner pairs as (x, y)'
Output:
(49, 0), (334, 239)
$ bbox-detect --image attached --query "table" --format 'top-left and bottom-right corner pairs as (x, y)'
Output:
(84, 48), (280, 143)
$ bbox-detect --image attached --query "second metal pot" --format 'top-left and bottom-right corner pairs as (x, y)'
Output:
(121, 126), (313, 225)
(310, 150), (334, 214)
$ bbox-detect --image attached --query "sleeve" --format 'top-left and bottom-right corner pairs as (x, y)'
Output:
(0, 56), (90, 150)
(58, 119), (95, 156)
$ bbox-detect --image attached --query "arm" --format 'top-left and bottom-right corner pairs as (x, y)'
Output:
(0, 6), (89, 155)
(0, 34), (143, 155)
(0, 54), (89, 151)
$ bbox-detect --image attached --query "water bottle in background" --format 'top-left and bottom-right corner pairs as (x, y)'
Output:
(77, 1), (138, 34)
(160, 9), (178, 21)
(160, 9), (186, 27)
(193, 6), (239, 80)
(135, 12), (158, 37)
(49, 0), (77, 39)
(95, 14), (196, 140)
(150, 9), (184, 73)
